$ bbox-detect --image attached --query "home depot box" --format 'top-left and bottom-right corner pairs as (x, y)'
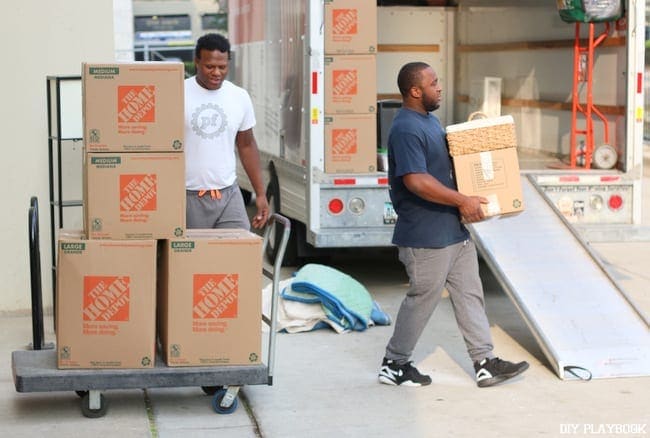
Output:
(83, 62), (184, 152)
(56, 234), (157, 369)
(84, 152), (186, 239)
(158, 229), (263, 367)
(324, 114), (377, 173)
(325, 55), (377, 114)
(453, 147), (524, 217)
(325, 0), (377, 54)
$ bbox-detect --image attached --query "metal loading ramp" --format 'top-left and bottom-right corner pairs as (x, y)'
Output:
(468, 175), (650, 380)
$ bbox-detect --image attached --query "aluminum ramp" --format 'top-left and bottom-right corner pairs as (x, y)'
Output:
(468, 175), (650, 379)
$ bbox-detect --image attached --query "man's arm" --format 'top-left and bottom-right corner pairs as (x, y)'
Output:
(236, 128), (269, 228)
(403, 172), (487, 223)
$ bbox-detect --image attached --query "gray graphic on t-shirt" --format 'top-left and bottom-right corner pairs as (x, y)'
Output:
(191, 103), (227, 139)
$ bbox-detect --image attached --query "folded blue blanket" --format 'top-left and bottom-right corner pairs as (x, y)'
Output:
(281, 263), (391, 332)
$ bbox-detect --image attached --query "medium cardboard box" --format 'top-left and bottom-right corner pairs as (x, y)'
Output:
(84, 152), (186, 240)
(452, 147), (524, 217)
(325, 55), (377, 114)
(325, 0), (377, 54)
(324, 114), (377, 173)
(56, 234), (157, 369)
(158, 229), (263, 367)
(83, 62), (184, 152)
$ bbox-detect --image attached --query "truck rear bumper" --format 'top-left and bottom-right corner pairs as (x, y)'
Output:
(309, 227), (394, 248)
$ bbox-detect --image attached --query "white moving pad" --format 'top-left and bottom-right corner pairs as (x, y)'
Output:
(468, 176), (650, 379)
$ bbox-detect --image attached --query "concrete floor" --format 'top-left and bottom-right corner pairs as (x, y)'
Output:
(2, 153), (650, 437)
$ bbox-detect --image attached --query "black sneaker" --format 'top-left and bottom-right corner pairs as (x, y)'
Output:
(378, 358), (432, 387)
(474, 357), (529, 388)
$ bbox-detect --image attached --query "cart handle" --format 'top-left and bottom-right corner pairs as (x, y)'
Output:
(260, 213), (291, 385)
(28, 196), (46, 350)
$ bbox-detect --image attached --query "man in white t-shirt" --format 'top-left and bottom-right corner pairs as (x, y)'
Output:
(185, 33), (269, 230)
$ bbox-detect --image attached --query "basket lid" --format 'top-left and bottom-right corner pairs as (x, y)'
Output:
(446, 115), (514, 133)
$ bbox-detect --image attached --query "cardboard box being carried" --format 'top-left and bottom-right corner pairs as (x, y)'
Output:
(325, 55), (377, 114)
(452, 147), (524, 218)
(158, 229), (263, 367)
(56, 232), (157, 369)
(324, 113), (377, 173)
(83, 62), (184, 152)
(325, 0), (377, 55)
(84, 152), (186, 240)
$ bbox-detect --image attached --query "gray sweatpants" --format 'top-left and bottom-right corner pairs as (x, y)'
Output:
(186, 184), (251, 230)
(385, 239), (494, 364)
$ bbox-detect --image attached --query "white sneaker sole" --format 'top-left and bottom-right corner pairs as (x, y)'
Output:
(378, 375), (422, 387)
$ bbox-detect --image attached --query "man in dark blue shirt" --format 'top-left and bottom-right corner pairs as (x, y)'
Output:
(378, 62), (529, 388)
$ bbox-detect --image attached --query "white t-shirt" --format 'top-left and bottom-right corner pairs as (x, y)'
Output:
(184, 77), (256, 190)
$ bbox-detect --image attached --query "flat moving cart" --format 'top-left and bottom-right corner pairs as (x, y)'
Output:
(12, 198), (291, 418)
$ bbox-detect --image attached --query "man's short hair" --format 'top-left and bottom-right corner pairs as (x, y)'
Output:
(195, 33), (231, 60)
(397, 62), (431, 97)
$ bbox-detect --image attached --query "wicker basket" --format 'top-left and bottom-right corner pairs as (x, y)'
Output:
(446, 115), (517, 156)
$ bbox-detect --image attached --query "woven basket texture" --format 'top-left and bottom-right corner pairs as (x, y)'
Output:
(446, 121), (517, 156)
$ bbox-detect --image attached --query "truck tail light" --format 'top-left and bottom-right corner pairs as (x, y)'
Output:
(608, 194), (623, 211)
(328, 198), (344, 215)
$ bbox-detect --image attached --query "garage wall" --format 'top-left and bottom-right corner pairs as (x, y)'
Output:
(0, 0), (118, 313)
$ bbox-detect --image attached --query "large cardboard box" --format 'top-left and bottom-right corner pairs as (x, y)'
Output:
(158, 229), (263, 367)
(56, 234), (157, 369)
(325, 0), (377, 55)
(84, 152), (186, 240)
(83, 62), (184, 152)
(324, 114), (377, 173)
(452, 147), (524, 217)
(324, 55), (377, 114)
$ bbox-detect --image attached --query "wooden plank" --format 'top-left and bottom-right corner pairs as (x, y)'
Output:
(378, 93), (401, 101)
(456, 94), (625, 116)
(457, 36), (625, 53)
(377, 44), (440, 53)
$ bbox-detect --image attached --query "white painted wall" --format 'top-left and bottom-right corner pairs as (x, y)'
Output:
(0, 0), (118, 313)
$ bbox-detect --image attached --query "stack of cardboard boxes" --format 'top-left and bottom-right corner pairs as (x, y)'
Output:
(56, 62), (263, 370)
(323, 0), (378, 174)
(446, 115), (525, 218)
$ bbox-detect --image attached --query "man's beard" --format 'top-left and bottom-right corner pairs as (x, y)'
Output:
(424, 101), (440, 113)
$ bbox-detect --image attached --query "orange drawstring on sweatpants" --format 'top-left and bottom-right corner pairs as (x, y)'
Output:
(198, 189), (222, 200)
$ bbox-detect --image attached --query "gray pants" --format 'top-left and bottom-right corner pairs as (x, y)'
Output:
(385, 240), (494, 364)
(186, 184), (251, 230)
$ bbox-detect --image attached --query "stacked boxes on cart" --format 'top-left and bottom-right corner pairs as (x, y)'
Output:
(323, 0), (378, 173)
(446, 115), (525, 218)
(56, 62), (263, 370)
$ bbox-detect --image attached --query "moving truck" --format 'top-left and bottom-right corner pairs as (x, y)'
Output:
(228, 0), (645, 263)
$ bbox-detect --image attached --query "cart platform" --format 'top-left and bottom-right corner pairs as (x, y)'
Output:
(13, 349), (270, 393)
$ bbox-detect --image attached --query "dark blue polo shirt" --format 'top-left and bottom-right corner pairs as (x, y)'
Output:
(388, 108), (469, 248)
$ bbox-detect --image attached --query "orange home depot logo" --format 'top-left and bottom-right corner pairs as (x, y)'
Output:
(332, 9), (358, 35)
(332, 128), (358, 155)
(332, 70), (358, 96)
(83, 276), (130, 322)
(193, 274), (239, 319)
(117, 85), (156, 123)
(120, 174), (157, 212)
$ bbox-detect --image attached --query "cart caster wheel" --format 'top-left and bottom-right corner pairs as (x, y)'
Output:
(201, 385), (223, 396)
(75, 390), (88, 398)
(211, 388), (238, 414)
(81, 393), (108, 418)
